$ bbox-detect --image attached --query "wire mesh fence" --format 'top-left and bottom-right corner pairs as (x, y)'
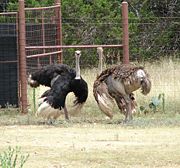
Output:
(0, 2), (179, 115)
(0, 12), (18, 107)
(129, 17), (180, 61)
(0, 0), (9, 13)
(24, 8), (180, 115)
(25, 7), (124, 71)
(25, 6), (60, 73)
(128, 16), (180, 114)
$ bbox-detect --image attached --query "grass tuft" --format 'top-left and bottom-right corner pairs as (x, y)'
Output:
(0, 146), (29, 168)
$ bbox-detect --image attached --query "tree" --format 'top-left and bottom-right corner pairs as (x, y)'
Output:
(5, 0), (180, 62)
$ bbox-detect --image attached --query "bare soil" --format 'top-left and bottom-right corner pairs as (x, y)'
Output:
(0, 124), (180, 168)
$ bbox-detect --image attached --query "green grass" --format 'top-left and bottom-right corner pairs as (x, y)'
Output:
(0, 59), (180, 127)
(0, 105), (180, 128)
(0, 59), (180, 168)
(28, 59), (180, 116)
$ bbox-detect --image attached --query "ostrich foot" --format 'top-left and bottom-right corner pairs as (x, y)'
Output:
(46, 119), (56, 125)
(124, 114), (133, 123)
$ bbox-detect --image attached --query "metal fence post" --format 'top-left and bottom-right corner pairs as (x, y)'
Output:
(122, 1), (129, 64)
(55, 0), (63, 63)
(18, 0), (28, 114)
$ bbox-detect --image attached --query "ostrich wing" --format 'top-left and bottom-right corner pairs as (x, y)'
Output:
(110, 64), (151, 95)
(93, 80), (114, 119)
(43, 75), (72, 110)
(28, 64), (76, 87)
(68, 77), (88, 116)
(40, 89), (50, 98)
(70, 78), (88, 105)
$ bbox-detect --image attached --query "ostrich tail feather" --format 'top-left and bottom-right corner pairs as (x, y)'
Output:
(36, 101), (63, 120)
(93, 81), (114, 119)
(38, 97), (46, 107)
(97, 93), (114, 119)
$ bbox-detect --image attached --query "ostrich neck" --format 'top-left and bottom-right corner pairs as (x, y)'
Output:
(98, 52), (103, 75)
(75, 56), (81, 79)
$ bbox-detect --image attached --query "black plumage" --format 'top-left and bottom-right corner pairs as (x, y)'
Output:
(28, 51), (88, 121)
(70, 78), (88, 105)
(28, 64), (76, 88)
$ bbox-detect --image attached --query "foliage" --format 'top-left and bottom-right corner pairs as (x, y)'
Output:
(3, 0), (180, 62)
(140, 93), (165, 114)
(0, 146), (29, 168)
(6, 0), (54, 10)
(61, 0), (122, 65)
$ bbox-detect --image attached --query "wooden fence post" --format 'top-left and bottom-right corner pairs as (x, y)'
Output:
(122, 1), (129, 64)
(55, 0), (63, 63)
(18, 0), (28, 114)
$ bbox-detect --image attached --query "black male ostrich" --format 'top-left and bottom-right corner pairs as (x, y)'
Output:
(28, 51), (88, 121)
(93, 62), (151, 122)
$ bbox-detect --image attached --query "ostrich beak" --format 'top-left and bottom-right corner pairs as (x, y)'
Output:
(141, 78), (151, 95)
(28, 74), (39, 87)
(75, 50), (81, 57)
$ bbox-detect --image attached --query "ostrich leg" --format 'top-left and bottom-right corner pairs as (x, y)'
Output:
(64, 105), (69, 120)
(114, 96), (126, 115)
(125, 102), (133, 122)
(124, 96), (133, 122)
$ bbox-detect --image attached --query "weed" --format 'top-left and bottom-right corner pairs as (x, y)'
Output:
(0, 146), (29, 168)
(139, 93), (165, 114)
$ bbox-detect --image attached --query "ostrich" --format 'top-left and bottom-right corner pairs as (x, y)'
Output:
(95, 47), (137, 119)
(93, 62), (151, 122)
(28, 50), (88, 121)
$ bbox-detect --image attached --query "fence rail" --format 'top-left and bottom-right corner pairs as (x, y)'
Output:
(26, 44), (123, 49)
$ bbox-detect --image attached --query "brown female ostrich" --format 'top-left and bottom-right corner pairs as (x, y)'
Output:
(28, 51), (88, 122)
(93, 54), (151, 121)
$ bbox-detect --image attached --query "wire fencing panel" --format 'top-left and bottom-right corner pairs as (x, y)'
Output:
(0, 13), (18, 108)
(128, 17), (180, 114)
(129, 17), (179, 61)
(0, 0), (9, 13)
(25, 6), (60, 73)
(61, 17), (123, 68)
(24, 4), (180, 115)
(25, 6), (124, 71)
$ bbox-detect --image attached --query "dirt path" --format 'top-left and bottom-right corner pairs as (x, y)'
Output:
(0, 124), (180, 168)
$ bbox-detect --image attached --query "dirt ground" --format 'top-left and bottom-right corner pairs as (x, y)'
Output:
(0, 124), (180, 168)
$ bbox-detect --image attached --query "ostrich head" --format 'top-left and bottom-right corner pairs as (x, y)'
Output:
(28, 74), (40, 87)
(75, 50), (81, 80)
(135, 69), (151, 95)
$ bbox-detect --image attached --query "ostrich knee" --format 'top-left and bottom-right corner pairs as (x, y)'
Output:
(124, 98), (133, 122)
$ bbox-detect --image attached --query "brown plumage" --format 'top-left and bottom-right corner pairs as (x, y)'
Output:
(93, 63), (151, 121)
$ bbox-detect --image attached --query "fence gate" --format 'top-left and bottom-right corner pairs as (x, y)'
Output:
(0, 13), (18, 108)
